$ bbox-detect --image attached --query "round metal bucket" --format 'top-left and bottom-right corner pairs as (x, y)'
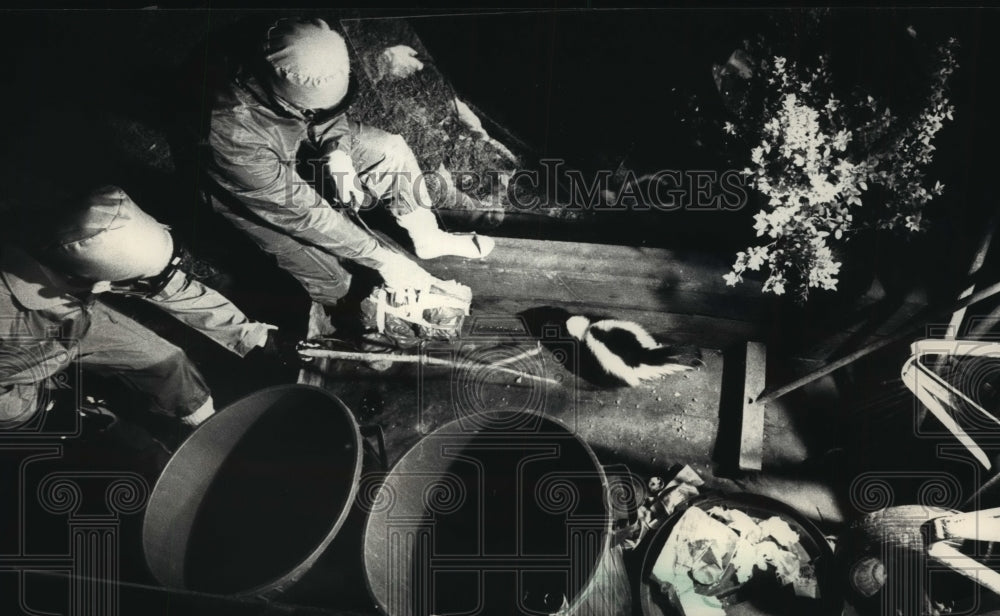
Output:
(141, 385), (364, 599)
(362, 411), (614, 616)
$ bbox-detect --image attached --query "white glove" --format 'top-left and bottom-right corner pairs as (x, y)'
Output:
(373, 248), (437, 292)
(377, 45), (425, 81)
(327, 150), (367, 209)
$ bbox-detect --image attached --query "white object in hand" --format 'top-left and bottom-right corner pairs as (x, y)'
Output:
(373, 248), (437, 292)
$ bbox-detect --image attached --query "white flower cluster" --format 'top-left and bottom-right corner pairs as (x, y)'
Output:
(727, 83), (859, 296)
(725, 39), (958, 301)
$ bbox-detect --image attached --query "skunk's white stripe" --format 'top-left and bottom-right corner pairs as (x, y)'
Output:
(588, 319), (659, 349)
(570, 317), (695, 387)
(583, 331), (643, 386)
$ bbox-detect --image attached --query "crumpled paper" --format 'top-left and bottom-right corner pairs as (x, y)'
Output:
(649, 502), (820, 615)
(621, 465), (704, 550)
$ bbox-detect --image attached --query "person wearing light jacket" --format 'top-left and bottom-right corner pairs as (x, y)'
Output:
(0, 186), (279, 429)
(204, 17), (494, 308)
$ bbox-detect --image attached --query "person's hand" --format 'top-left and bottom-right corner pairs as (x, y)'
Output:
(255, 328), (313, 366)
(377, 45), (424, 81)
(327, 150), (367, 210)
(373, 248), (437, 292)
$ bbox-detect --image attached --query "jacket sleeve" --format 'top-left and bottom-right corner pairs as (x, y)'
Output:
(145, 270), (271, 358)
(0, 340), (75, 385)
(0, 333), (72, 424)
(0, 267), (78, 387)
(206, 112), (385, 269)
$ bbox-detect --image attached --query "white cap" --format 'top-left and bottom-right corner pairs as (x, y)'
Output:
(264, 18), (351, 111)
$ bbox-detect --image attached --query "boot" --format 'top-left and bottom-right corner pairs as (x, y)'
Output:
(396, 207), (495, 260)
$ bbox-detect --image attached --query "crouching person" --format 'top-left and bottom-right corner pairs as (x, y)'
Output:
(0, 186), (280, 431)
(204, 17), (490, 312)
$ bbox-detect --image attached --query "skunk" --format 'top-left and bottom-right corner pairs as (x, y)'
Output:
(566, 316), (702, 387)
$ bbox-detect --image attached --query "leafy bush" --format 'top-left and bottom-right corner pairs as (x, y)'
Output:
(723, 37), (958, 301)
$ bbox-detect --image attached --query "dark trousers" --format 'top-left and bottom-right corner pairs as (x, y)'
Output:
(78, 301), (211, 417)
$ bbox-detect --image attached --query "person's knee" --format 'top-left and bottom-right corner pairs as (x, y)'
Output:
(119, 337), (190, 376)
(151, 343), (191, 374)
(375, 133), (417, 168)
(383, 132), (409, 152)
(274, 249), (352, 305)
(303, 283), (349, 306)
(109, 340), (209, 418)
(152, 348), (212, 411)
(365, 132), (427, 208)
(303, 270), (351, 305)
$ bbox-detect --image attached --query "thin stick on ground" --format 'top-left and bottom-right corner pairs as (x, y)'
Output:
(489, 343), (543, 367)
(298, 347), (559, 386)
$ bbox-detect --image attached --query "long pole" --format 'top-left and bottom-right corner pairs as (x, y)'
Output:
(298, 347), (560, 386)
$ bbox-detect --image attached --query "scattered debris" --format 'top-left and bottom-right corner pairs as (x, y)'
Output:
(649, 504), (819, 616)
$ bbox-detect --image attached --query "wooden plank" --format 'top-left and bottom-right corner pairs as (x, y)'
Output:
(464, 279), (767, 323)
(739, 341), (768, 471)
(416, 237), (927, 352)
(418, 237), (766, 298)
(411, 236), (773, 324)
